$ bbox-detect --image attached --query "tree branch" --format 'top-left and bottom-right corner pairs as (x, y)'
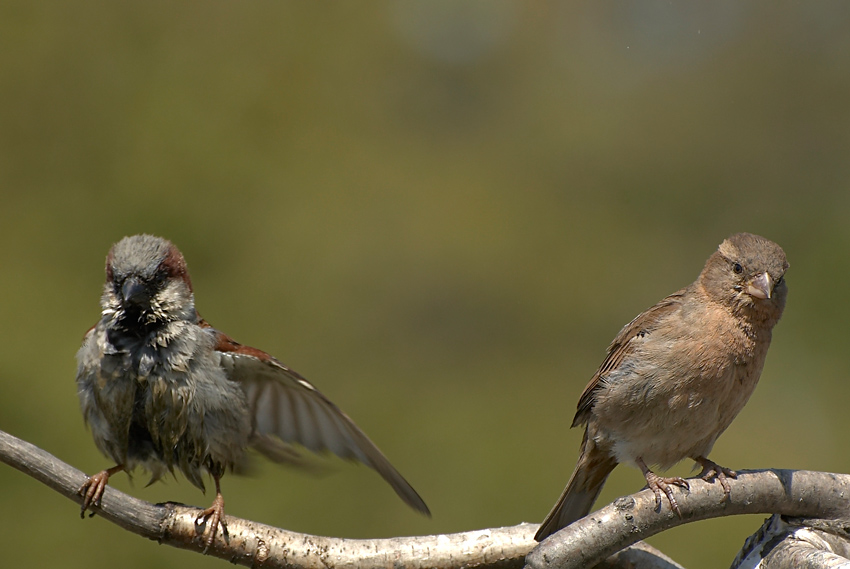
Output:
(731, 514), (850, 568)
(526, 469), (850, 569)
(1, 428), (682, 568)
(6, 427), (849, 569)
(0, 429), (533, 567)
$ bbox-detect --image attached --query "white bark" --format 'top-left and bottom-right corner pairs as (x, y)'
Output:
(3, 428), (850, 569)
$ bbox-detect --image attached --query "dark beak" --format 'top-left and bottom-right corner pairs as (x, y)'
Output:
(121, 277), (149, 306)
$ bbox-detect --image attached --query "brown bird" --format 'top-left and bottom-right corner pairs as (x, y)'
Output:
(76, 235), (429, 548)
(535, 232), (788, 542)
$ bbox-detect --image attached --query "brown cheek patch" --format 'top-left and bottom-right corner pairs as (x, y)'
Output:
(198, 316), (277, 364)
(105, 248), (115, 282)
(162, 244), (193, 291)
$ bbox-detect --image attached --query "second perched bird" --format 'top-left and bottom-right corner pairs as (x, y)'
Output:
(76, 235), (429, 547)
(535, 232), (788, 541)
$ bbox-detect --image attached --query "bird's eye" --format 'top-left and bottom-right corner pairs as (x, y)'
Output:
(732, 262), (743, 274)
(776, 276), (784, 285)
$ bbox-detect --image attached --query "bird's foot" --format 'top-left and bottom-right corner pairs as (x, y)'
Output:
(695, 456), (737, 498)
(636, 458), (689, 516)
(644, 471), (689, 516)
(195, 492), (228, 552)
(79, 465), (123, 518)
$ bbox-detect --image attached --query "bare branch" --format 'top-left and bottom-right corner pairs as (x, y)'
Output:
(0, 429), (676, 569)
(596, 541), (685, 569)
(10, 427), (849, 569)
(526, 469), (850, 569)
(732, 514), (850, 569)
(0, 428), (531, 567)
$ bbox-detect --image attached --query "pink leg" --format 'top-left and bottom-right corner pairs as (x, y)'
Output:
(195, 475), (228, 551)
(695, 456), (737, 497)
(79, 464), (125, 518)
(636, 457), (689, 516)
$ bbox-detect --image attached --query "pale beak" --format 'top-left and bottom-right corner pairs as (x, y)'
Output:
(746, 272), (773, 300)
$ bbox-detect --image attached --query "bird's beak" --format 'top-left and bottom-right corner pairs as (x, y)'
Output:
(746, 272), (773, 300)
(121, 277), (149, 306)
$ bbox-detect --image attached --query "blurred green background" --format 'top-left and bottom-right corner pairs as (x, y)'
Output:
(1, 2), (849, 568)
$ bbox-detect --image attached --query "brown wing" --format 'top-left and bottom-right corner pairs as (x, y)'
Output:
(199, 318), (430, 516)
(572, 288), (686, 427)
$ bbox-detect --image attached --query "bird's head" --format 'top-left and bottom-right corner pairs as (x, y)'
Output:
(101, 234), (196, 330)
(700, 232), (789, 323)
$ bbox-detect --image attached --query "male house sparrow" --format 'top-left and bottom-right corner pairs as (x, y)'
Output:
(77, 235), (429, 547)
(534, 232), (788, 541)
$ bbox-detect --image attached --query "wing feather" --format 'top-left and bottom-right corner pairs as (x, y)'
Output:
(201, 318), (429, 515)
(573, 288), (686, 427)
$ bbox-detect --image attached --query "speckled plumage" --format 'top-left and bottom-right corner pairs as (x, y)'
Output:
(77, 235), (429, 548)
(535, 233), (788, 541)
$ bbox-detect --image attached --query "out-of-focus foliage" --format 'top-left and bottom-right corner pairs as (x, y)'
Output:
(1, 2), (849, 568)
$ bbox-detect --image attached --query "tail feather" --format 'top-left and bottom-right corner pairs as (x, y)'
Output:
(535, 438), (617, 542)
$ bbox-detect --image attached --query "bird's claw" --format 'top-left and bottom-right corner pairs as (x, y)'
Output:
(195, 493), (228, 552)
(644, 470), (689, 517)
(696, 457), (737, 497)
(79, 470), (111, 518)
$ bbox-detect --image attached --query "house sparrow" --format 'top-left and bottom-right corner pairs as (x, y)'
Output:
(76, 235), (430, 548)
(534, 232), (788, 542)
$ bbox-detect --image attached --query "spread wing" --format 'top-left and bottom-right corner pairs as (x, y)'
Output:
(200, 319), (430, 515)
(572, 288), (686, 427)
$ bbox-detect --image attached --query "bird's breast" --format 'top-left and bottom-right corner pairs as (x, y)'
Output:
(590, 312), (769, 468)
